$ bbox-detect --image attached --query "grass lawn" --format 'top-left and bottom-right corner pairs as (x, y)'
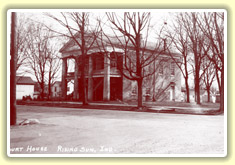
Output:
(17, 100), (221, 115)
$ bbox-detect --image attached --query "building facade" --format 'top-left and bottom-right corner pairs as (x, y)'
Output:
(51, 81), (62, 98)
(16, 76), (35, 100)
(59, 38), (182, 102)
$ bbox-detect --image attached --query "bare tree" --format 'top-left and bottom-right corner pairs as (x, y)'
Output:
(198, 12), (224, 111)
(15, 14), (29, 72)
(46, 48), (61, 100)
(179, 12), (211, 104)
(99, 12), (164, 108)
(24, 23), (52, 99)
(165, 14), (191, 103)
(46, 12), (100, 105)
(201, 56), (215, 102)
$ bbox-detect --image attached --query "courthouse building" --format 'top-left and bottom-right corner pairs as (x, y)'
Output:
(59, 36), (182, 102)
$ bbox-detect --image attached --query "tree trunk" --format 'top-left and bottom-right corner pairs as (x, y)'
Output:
(207, 87), (210, 103)
(215, 67), (221, 96)
(80, 56), (88, 105)
(184, 53), (190, 103)
(48, 80), (51, 100)
(195, 65), (201, 104)
(136, 33), (143, 108)
(82, 75), (88, 105)
(185, 76), (190, 103)
(80, 51), (88, 105)
(81, 16), (88, 106)
(73, 57), (79, 100)
(48, 71), (52, 100)
(137, 78), (143, 108)
(196, 82), (200, 104)
(220, 67), (224, 112)
(152, 59), (156, 101)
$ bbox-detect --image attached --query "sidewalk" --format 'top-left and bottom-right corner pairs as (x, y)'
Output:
(17, 100), (222, 115)
(80, 101), (221, 115)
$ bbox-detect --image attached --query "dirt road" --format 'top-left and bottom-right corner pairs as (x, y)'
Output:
(9, 105), (225, 156)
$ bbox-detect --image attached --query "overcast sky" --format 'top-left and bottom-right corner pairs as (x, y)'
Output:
(12, 9), (223, 89)
(16, 10), (175, 80)
(18, 10), (174, 43)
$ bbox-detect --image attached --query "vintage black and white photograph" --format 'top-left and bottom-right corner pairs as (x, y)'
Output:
(8, 9), (226, 157)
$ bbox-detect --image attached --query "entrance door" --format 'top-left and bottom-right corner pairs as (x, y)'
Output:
(170, 85), (175, 101)
(110, 77), (123, 101)
(93, 77), (103, 101)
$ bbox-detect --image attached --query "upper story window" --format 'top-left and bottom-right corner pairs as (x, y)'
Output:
(93, 55), (104, 70)
(145, 88), (151, 95)
(110, 52), (123, 69)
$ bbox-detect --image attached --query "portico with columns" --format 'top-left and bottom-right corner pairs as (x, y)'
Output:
(60, 41), (123, 101)
(59, 37), (182, 102)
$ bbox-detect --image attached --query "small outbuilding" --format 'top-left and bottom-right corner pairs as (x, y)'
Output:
(16, 76), (35, 100)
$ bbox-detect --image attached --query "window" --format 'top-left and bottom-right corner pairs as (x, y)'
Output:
(54, 87), (57, 92)
(132, 86), (137, 95)
(110, 52), (120, 68)
(146, 88), (151, 95)
(171, 62), (175, 76)
(159, 63), (163, 75)
(111, 60), (117, 68)
(93, 55), (104, 70)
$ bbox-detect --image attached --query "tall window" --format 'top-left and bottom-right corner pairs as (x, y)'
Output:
(93, 55), (104, 70)
(159, 63), (163, 75)
(110, 53), (116, 68)
(171, 62), (175, 76)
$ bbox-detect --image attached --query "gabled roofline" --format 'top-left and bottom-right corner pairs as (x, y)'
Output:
(59, 33), (181, 58)
(16, 76), (35, 85)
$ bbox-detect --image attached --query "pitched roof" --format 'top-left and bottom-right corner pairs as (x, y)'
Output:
(54, 81), (61, 84)
(59, 33), (180, 58)
(16, 76), (35, 85)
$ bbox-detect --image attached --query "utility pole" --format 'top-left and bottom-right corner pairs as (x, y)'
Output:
(10, 12), (17, 125)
